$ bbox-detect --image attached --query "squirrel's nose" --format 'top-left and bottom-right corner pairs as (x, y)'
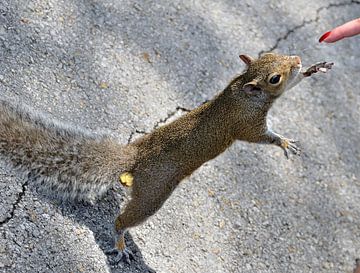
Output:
(291, 55), (301, 65)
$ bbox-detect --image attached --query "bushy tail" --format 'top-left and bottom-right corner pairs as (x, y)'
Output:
(0, 100), (135, 201)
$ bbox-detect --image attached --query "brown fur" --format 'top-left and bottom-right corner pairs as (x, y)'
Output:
(111, 53), (305, 260)
(0, 53), (332, 262)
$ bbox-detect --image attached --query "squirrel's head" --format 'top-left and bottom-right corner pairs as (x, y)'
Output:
(235, 53), (302, 98)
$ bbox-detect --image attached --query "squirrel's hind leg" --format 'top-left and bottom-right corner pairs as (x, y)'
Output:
(107, 179), (177, 263)
(106, 197), (159, 264)
(105, 229), (134, 264)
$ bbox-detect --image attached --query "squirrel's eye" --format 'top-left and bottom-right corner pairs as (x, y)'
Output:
(269, 75), (281, 84)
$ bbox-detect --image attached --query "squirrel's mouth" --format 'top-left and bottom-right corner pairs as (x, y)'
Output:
(290, 55), (302, 75)
(282, 64), (302, 93)
(289, 64), (302, 82)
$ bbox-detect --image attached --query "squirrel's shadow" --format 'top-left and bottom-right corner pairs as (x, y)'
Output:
(35, 184), (155, 273)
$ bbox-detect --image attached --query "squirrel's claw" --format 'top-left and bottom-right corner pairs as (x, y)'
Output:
(105, 247), (135, 264)
(280, 138), (301, 159)
(303, 62), (334, 77)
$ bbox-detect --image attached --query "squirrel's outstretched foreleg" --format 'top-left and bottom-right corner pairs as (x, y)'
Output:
(263, 130), (301, 158)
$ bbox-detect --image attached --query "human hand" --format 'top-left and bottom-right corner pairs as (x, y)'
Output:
(319, 18), (360, 43)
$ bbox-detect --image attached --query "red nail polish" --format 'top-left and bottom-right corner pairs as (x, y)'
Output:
(319, 31), (331, 43)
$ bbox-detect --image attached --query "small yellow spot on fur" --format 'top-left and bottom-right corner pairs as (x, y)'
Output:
(119, 172), (134, 187)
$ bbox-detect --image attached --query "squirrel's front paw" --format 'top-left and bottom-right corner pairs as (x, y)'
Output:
(105, 247), (135, 264)
(279, 138), (301, 159)
(303, 62), (334, 77)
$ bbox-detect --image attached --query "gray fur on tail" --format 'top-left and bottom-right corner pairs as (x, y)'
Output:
(0, 100), (136, 201)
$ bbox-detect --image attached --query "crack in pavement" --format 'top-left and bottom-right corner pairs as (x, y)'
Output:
(126, 106), (190, 143)
(0, 181), (28, 226)
(152, 106), (190, 129)
(127, 129), (147, 143)
(259, 1), (360, 56)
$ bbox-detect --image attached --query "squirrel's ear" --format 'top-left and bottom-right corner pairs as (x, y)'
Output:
(242, 80), (261, 95)
(239, 54), (254, 66)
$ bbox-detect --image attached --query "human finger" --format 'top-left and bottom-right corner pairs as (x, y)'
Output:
(319, 18), (360, 43)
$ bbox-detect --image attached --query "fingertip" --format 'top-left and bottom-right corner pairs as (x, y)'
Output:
(319, 31), (332, 43)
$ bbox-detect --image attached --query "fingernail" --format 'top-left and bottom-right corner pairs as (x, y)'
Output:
(319, 31), (331, 43)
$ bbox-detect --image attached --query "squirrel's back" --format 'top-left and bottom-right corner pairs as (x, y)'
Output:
(0, 100), (136, 201)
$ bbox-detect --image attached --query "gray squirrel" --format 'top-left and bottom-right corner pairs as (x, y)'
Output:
(0, 53), (333, 263)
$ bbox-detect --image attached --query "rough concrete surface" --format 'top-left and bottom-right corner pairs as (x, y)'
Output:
(0, 0), (359, 272)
